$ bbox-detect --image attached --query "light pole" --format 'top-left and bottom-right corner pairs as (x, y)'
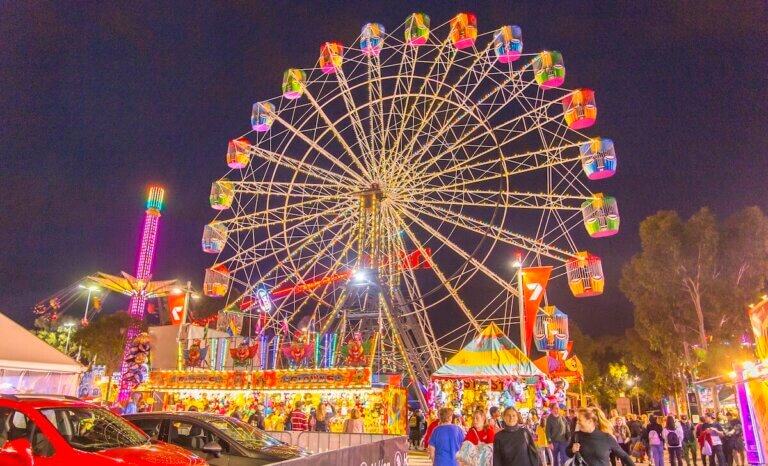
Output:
(627, 376), (641, 414)
(78, 285), (99, 324)
(512, 254), (525, 356)
(63, 322), (75, 353)
(174, 281), (200, 370)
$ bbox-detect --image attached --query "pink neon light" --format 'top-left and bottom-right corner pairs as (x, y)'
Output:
(118, 188), (164, 402)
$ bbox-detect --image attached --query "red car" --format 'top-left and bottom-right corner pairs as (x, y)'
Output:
(0, 394), (208, 465)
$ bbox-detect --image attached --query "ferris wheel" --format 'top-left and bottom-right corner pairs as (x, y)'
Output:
(201, 12), (619, 387)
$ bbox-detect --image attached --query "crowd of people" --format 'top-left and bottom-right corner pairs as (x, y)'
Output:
(407, 405), (746, 466)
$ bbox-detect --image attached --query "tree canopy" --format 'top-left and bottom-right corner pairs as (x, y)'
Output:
(619, 206), (768, 397)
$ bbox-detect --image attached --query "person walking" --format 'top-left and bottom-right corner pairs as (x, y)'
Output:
(429, 407), (467, 466)
(568, 408), (636, 466)
(723, 412), (743, 466)
(613, 416), (632, 466)
(493, 407), (539, 466)
(662, 416), (684, 466)
(247, 407), (266, 430)
(546, 405), (570, 466)
(531, 412), (552, 466)
(725, 413), (745, 466)
(466, 410), (496, 445)
(679, 415), (697, 466)
(410, 408), (427, 449)
(699, 414), (726, 466)
(627, 414), (646, 463)
(343, 408), (364, 433)
(642, 415), (664, 466)
(488, 406), (503, 433)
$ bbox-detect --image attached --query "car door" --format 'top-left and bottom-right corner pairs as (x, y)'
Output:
(130, 417), (169, 442)
(167, 420), (230, 466)
(0, 407), (59, 466)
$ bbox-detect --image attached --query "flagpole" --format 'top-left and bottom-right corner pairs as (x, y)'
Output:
(513, 253), (526, 357)
(176, 280), (192, 370)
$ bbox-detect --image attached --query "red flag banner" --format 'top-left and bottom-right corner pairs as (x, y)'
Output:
(522, 266), (552, 352)
(168, 294), (186, 325)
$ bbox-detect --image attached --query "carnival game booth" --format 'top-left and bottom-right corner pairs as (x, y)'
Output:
(533, 349), (585, 409)
(732, 298), (768, 465)
(140, 330), (407, 435)
(0, 311), (85, 396)
(431, 323), (562, 418)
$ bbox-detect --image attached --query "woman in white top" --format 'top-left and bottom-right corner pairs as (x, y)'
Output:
(662, 415), (684, 466)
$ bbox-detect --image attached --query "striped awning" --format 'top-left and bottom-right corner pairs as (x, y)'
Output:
(432, 323), (543, 379)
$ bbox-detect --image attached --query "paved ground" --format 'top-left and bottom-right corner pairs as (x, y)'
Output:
(405, 446), (709, 466)
(407, 448), (431, 466)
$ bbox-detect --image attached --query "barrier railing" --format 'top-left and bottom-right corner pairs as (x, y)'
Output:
(272, 435), (408, 466)
(266, 431), (398, 453)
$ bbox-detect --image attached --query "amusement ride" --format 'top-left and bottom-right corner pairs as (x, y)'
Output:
(200, 12), (619, 407)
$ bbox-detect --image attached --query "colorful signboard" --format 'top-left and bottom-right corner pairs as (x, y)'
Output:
(736, 366), (768, 465)
(144, 367), (372, 391)
(749, 299), (768, 361)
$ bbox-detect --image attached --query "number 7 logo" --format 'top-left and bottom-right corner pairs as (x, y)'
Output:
(526, 283), (543, 301)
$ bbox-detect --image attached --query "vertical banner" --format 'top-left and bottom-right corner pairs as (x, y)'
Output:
(167, 294), (186, 325)
(522, 266), (552, 352)
(749, 299), (768, 361)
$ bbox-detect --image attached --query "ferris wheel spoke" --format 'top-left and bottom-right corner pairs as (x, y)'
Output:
(395, 202), (519, 295)
(411, 145), (585, 195)
(260, 225), (357, 332)
(266, 108), (367, 184)
(390, 210), (476, 370)
(388, 206), (482, 333)
(402, 98), (564, 187)
(334, 68), (377, 175)
(403, 200), (575, 262)
(301, 87), (372, 180)
(411, 189), (589, 210)
(220, 197), (353, 233)
(382, 45), (416, 162)
(389, 39), (452, 165)
(224, 214), (351, 276)
(234, 181), (353, 198)
(244, 144), (354, 187)
(367, 55), (387, 167)
(394, 86), (541, 189)
(392, 43), (497, 181)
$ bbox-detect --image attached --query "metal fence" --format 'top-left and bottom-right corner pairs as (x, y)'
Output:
(266, 431), (400, 453)
(273, 435), (408, 466)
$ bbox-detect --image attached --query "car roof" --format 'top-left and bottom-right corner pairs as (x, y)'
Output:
(125, 411), (233, 422)
(0, 395), (95, 410)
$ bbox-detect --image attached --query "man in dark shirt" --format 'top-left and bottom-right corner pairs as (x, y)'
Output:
(680, 414), (697, 466)
(547, 405), (570, 466)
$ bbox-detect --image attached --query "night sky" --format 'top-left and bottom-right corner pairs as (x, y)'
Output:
(2, 1), (767, 337)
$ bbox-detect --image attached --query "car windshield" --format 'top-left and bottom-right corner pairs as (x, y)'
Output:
(206, 417), (284, 451)
(39, 407), (148, 452)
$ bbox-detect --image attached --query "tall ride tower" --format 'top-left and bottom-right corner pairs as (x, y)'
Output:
(117, 186), (165, 401)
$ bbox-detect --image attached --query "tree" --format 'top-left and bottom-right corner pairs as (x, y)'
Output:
(621, 207), (768, 394)
(71, 311), (145, 375)
(34, 326), (75, 356)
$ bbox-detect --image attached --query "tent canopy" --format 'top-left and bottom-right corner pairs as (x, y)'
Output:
(432, 323), (544, 380)
(0, 311), (84, 373)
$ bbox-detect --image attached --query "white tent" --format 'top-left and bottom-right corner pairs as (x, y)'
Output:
(0, 311), (85, 396)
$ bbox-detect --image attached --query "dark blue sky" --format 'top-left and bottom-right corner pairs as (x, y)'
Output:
(1, 1), (767, 336)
